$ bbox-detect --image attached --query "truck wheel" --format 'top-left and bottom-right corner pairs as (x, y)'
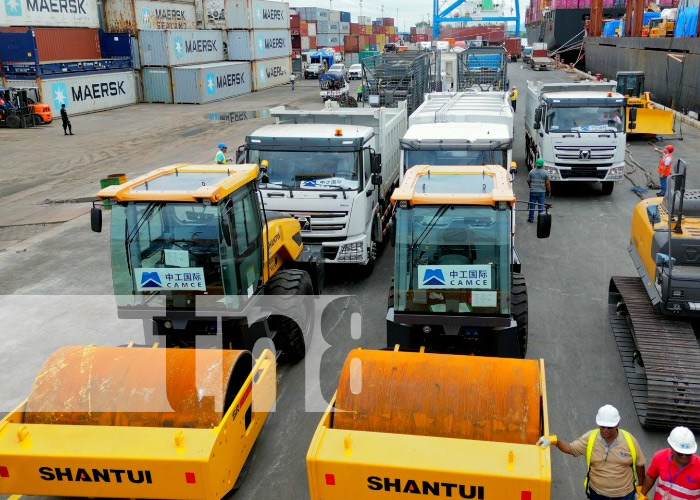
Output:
(266, 269), (313, 363)
(6, 114), (20, 128)
(601, 182), (614, 195)
(32, 114), (43, 126)
(512, 272), (528, 358)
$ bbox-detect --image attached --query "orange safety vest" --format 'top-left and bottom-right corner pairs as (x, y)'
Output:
(658, 153), (672, 177)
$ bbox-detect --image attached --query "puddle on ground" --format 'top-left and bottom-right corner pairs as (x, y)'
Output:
(207, 109), (272, 122)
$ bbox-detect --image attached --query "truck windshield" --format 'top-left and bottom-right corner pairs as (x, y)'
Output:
(393, 204), (511, 315)
(404, 150), (506, 169)
(547, 106), (625, 133)
(249, 149), (361, 190)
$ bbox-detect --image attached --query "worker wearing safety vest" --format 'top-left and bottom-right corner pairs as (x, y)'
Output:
(537, 405), (647, 500)
(654, 144), (674, 197)
(215, 143), (228, 164)
(510, 86), (518, 112)
(642, 427), (700, 500)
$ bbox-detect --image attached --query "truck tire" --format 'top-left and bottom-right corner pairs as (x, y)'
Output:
(6, 114), (20, 128)
(512, 272), (528, 358)
(266, 268), (313, 363)
(601, 181), (614, 195)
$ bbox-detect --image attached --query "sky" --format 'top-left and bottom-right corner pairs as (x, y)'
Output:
(292, 0), (530, 32)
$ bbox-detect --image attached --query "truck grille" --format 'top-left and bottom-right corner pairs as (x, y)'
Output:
(558, 165), (609, 179)
(554, 145), (616, 161)
(288, 211), (349, 234)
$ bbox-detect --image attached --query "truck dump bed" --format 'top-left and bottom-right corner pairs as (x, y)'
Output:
(307, 349), (551, 500)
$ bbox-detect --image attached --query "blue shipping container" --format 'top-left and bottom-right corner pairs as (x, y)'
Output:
(340, 11), (351, 22)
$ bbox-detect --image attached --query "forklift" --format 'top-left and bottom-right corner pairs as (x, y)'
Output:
(0, 88), (35, 128)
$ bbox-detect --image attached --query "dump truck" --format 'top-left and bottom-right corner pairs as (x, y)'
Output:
(525, 80), (627, 195)
(456, 46), (509, 91)
(615, 71), (674, 136)
(400, 91), (515, 181)
(530, 43), (555, 71)
(609, 158), (700, 429)
(307, 348), (552, 500)
(240, 102), (407, 269)
(92, 163), (323, 357)
(386, 165), (550, 357)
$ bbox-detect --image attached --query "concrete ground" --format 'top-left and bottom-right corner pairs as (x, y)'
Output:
(0, 62), (697, 500)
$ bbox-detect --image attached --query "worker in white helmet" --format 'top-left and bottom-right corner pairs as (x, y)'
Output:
(642, 427), (700, 500)
(537, 405), (646, 500)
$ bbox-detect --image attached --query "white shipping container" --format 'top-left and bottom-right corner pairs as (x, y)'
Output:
(203, 0), (225, 28)
(225, 0), (289, 29)
(139, 29), (224, 66)
(301, 36), (310, 50)
(252, 57), (290, 91)
(339, 22), (350, 34)
(308, 22), (316, 36)
(172, 61), (251, 103)
(0, 0), (100, 27)
(316, 33), (339, 46)
(227, 29), (291, 61)
(104, 0), (197, 32)
(41, 71), (137, 115)
(328, 9), (340, 21)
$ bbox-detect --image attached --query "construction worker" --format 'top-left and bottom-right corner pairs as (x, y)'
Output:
(290, 72), (296, 90)
(537, 405), (646, 500)
(653, 144), (674, 197)
(510, 85), (518, 112)
(527, 158), (551, 223)
(60, 104), (73, 135)
(642, 427), (700, 500)
(357, 82), (364, 104)
(215, 143), (228, 164)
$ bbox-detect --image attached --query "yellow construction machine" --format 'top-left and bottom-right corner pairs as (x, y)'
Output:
(609, 159), (700, 429)
(648, 16), (675, 37)
(616, 71), (674, 136)
(386, 165), (550, 357)
(307, 348), (552, 499)
(0, 163), (323, 500)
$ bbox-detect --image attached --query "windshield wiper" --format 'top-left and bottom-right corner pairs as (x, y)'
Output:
(412, 205), (452, 250)
(315, 183), (348, 199)
(261, 182), (294, 198)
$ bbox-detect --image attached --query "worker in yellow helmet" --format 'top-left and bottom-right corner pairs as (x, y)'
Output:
(510, 86), (518, 112)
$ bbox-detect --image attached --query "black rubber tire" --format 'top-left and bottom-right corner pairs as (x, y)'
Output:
(6, 114), (20, 128)
(601, 181), (614, 195)
(32, 114), (42, 126)
(512, 272), (528, 358)
(266, 268), (313, 363)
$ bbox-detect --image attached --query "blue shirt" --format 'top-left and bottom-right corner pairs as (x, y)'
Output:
(528, 167), (549, 193)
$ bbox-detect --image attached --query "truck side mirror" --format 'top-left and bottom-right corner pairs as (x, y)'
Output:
(236, 145), (247, 164)
(537, 213), (551, 238)
(371, 153), (382, 174)
(372, 173), (382, 186)
(91, 206), (102, 233)
(534, 106), (543, 124)
(533, 122), (540, 130)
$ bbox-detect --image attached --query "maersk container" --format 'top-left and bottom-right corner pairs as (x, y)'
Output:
(40, 70), (137, 115)
(252, 56), (290, 91)
(203, 0), (226, 29)
(139, 29), (224, 66)
(141, 66), (173, 103)
(227, 29), (291, 60)
(0, 0), (99, 28)
(225, 0), (289, 29)
(298, 7), (328, 21)
(104, 0), (197, 32)
(316, 33), (340, 46)
(339, 22), (350, 34)
(328, 9), (340, 21)
(0, 27), (101, 62)
(316, 21), (339, 33)
(172, 61), (251, 103)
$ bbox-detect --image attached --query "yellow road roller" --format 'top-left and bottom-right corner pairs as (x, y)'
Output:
(306, 348), (552, 499)
(0, 346), (276, 499)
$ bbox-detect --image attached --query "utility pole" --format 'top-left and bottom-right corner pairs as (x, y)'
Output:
(381, 4), (384, 19)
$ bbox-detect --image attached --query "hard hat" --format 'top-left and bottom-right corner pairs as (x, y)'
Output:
(261, 160), (269, 167)
(218, 142), (227, 149)
(668, 426), (697, 454)
(513, 85), (517, 89)
(665, 144), (674, 153)
(535, 158), (544, 166)
(595, 405), (621, 427)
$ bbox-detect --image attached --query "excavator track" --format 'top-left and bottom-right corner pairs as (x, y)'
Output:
(609, 276), (700, 429)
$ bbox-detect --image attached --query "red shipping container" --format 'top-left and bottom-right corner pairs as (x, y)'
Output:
(300, 21), (309, 36)
(292, 35), (301, 49)
(0, 27), (101, 62)
(382, 17), (394, 26)
(292, 49), (302, 57)
(390, 34), (399, 42)
(344, 35), (359, 52)
(369, 34), (377, 43)
(350, 22), (361, 34)
(410, 26), (417, 34)
(291, 13), (300, 28)
(309, 36), (317, 48)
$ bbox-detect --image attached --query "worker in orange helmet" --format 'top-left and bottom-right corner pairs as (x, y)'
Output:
(653, 144), (674, 197)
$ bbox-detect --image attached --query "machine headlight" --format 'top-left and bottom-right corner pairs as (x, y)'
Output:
(337, 242), (364, 262)
(544, 166), (560, 180)
(607, 166), (624, 181)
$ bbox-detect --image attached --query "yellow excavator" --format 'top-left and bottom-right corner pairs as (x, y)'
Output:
(616, 71), (674, 136)
(609, 159), (700, 429)
(0, 163), (322, 500)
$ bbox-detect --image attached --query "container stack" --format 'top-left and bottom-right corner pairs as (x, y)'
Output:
(294, 7), (349, 53)
(342, 16), (395, 64)
(0, 2), (136, 115)
(410, 26), (434, 44)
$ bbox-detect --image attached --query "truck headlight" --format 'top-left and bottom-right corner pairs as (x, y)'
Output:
(337, 242), (364, 262)
(607, 166), (624, 181)
(544, 166), (560, 180)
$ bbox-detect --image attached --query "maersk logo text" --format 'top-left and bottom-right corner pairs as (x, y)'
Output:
(261, 7), (284, 20)
(184, 39), (217, 53)
(72, 81), (126, 102)
(25, 0), (86, 14)
(265, 66), (286, 78)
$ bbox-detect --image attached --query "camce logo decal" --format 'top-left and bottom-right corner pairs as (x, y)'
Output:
(367, 476), (485, 498)
(39, 467), (153, 484)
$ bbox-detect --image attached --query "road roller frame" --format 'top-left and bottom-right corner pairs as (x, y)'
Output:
(306, 349), (552, 500)
(0, 348), (276, 500)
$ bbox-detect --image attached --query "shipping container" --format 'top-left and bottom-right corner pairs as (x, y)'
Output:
(373, 24), (385, 34)
(301, 35), (310, 50)
(308, 21), (317, 36)
(0, 0), (99, 28)
(290, 12), (300, 28)
(252, 56), (290, 91)
(131, 36), (141, 69)
(386, 25), (395, 34)
(382, 17), (394, 26)
(0, 27), (100, 62)
(226, 0), (289, 29)
(227, 29), (291, 61)
(328, 9), (340, 21)
(350, 22), (360, 34)
(309, 36), (316, 48)
(316, 33), (340, 46)
(316, 21), (339, 33)
(344, 35), (359, 52)
(376, 33), (386, 45)
(104, 0), (196, 32)
(346, 52), (359, 65)
(300, 21), (308, 35)
(297, 6), (328, 21)
(202, 0), (226, 29)
(41, 70), (137, 115)
(358, 15), (370, 24)
(141, 66), (173, 103)
(172, 61), (251, 103)
(339, 21), (350, 33)
(139, 29), (224, 66)
(291, 33), (301, 49)
(340, 11), (350, 22)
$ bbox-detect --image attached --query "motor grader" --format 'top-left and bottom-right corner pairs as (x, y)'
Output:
(610, 158), (700, 429)
(0, 163), (322, 500)
(386, 164), (550, 357)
